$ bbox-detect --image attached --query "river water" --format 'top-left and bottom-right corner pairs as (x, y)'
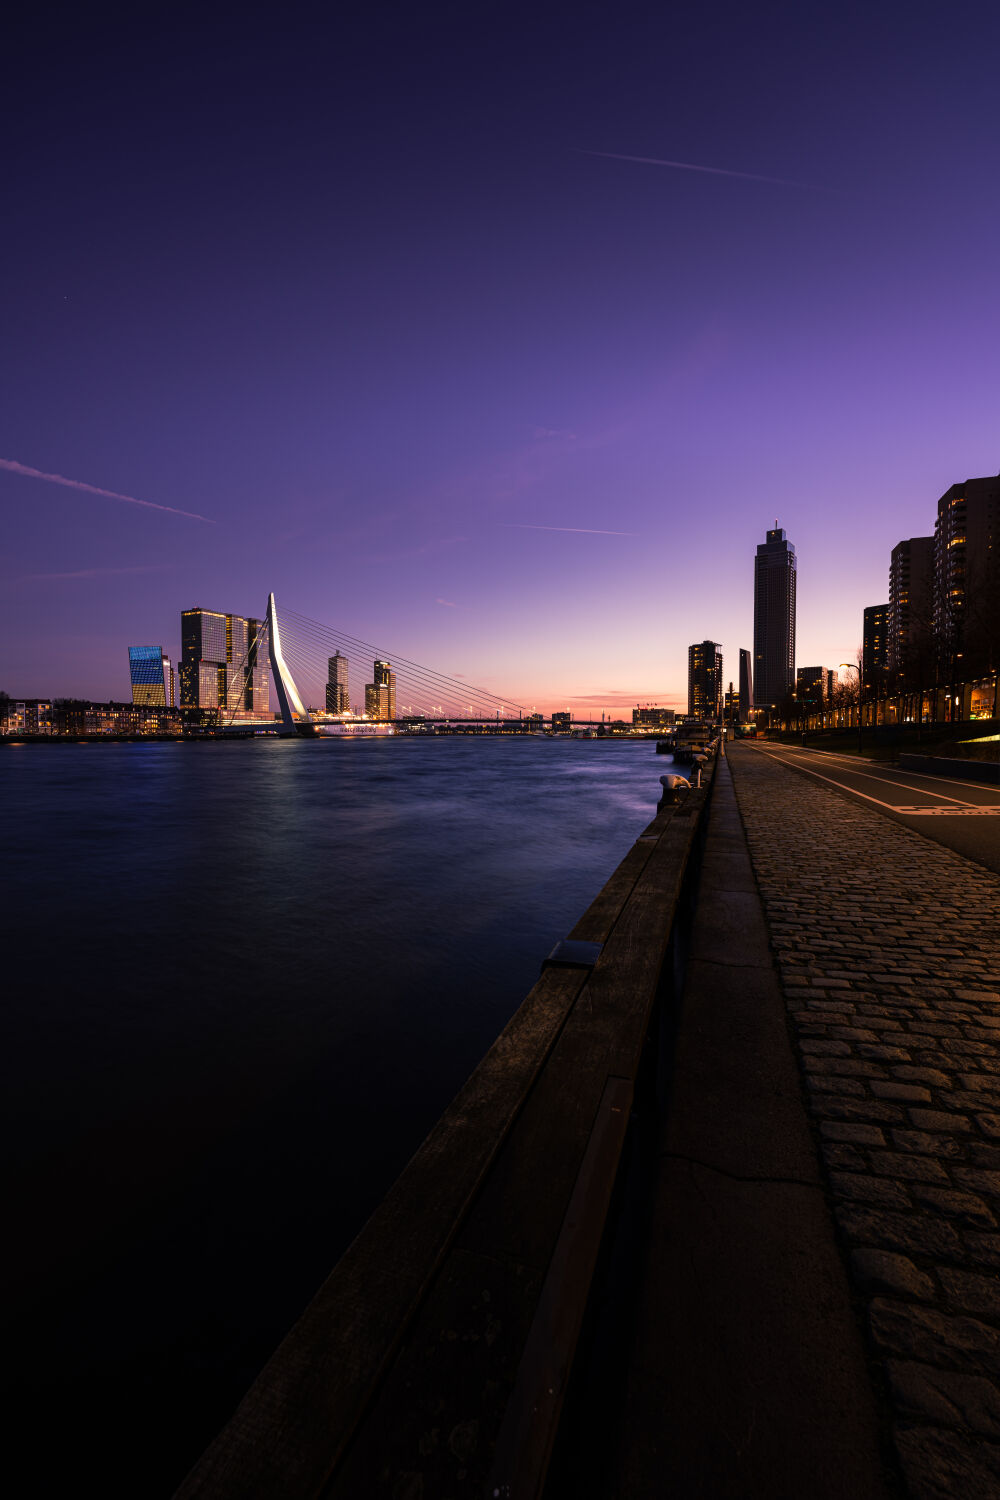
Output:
(3, 734), (668, 1493)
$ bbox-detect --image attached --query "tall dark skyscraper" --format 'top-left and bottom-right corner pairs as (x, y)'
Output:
(888, 536), (934, 680)
(687, 640), (722, 721)
(326, 652), (349, 713)
(753, 526), (796, 710)
(933, 474), (1000, 679)
(180, 608), (269, 714)
(738, 648), (753, 724)
(863, 604), (889, 684)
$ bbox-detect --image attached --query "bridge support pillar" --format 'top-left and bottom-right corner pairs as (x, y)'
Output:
(266, 593), (311, 734)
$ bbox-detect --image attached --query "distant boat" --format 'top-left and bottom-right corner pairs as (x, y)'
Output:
(314, 722), (396, 738)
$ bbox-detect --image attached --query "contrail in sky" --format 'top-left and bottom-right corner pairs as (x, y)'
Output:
(501, 523), (637, 536)
(18, 565), (166, 582)
(578, 149), (828, 191)
(0, 457), (214, 522)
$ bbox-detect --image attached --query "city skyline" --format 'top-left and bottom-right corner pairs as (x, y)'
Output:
(5, 468), (997, 718)
(2, 3), (999, 712)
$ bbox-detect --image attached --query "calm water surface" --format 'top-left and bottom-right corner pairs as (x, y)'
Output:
(3, 735), (667, 1494)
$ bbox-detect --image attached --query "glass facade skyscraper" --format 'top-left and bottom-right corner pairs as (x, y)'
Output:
(128, 646), (174, 706)
(687, 640), (723, 720)
(753, 527), (796, 710)
(180, 608), (269, 715)
(326, 652), (349, 713)
(365, 658), (396, 720)
(738, 648), (753, 723)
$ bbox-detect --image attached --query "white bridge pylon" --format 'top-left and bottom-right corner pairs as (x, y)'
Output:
(267, 592), (312, 733)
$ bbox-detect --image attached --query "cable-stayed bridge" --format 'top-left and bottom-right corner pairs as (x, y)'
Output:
(223, 594), (527, 733)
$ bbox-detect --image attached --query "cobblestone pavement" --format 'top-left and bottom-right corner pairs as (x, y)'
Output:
(728, 743), (1000, 1500)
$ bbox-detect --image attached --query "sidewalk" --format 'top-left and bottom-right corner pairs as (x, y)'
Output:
(604, 749), (893, 1498)
(725, 742), (1000, 1499)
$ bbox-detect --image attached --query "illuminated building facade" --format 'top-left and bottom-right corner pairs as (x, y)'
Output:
(632, 707), (675, 729)
(375, 659), (396, 720)
(863, 604), (889, 686)
(888, 536), (934, 679)
(326, 652), (349, 713)
(933, 475), (1000, 680)
(551, 712), (571, 731)
(688, 640), (723, 721)
(2, 699), (54, 735)
(128, 646), (175, 706)
(753, 527), (796, 709)
(180, 608), (269, 715)
(365, 659), (396, 720)
(796, 666), (837, 709)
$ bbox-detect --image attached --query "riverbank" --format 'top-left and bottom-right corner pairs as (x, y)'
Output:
(2, 737), (674, 1496)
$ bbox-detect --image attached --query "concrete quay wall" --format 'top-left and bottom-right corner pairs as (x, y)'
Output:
(729, 743), (1000, 1499)
(176, 764), (715, 1498)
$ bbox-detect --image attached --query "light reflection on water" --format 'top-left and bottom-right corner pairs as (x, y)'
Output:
(3, 735), (668, 1493)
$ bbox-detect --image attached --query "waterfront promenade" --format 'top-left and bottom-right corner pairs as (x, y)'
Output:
(724, 742), (1000, 1499)
(176, 738), (1000, 1498)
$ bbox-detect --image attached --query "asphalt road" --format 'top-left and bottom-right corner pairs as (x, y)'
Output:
(746, 743), (1000, 877)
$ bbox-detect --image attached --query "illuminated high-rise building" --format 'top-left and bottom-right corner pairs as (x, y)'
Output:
(326, 652), (349, 713)
(888, 536), (934, 680)
(863, 604), (889, 685)
(128, 646), (174, 706)
(180, 608), (269, 715)
(753, 526), (796, 709)
(796, 666), (829, 707)
(933, 475), (1000, 679)
(688, 640), (723, 721)
(374, 658), (397, 720)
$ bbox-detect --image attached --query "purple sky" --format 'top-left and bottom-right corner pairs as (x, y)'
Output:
(2, 0), (998, 714)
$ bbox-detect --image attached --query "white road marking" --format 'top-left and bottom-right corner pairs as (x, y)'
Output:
(768, 750), (985, 806)
(898, 806), (1000, 817)
(754, 748), (935, 811)
(777, 746), (1000, 797)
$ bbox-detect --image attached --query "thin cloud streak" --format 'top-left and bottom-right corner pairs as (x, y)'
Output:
(500, 523), (637, 536)
(435, 597), (458, 607)
(0, 458), (214, 522)
(15, 565), (168, 583)
(564, 691), (682, 704)
(578, 149), (831, 192)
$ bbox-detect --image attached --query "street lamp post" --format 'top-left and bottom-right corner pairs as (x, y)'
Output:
(840, 663), (863, 753)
